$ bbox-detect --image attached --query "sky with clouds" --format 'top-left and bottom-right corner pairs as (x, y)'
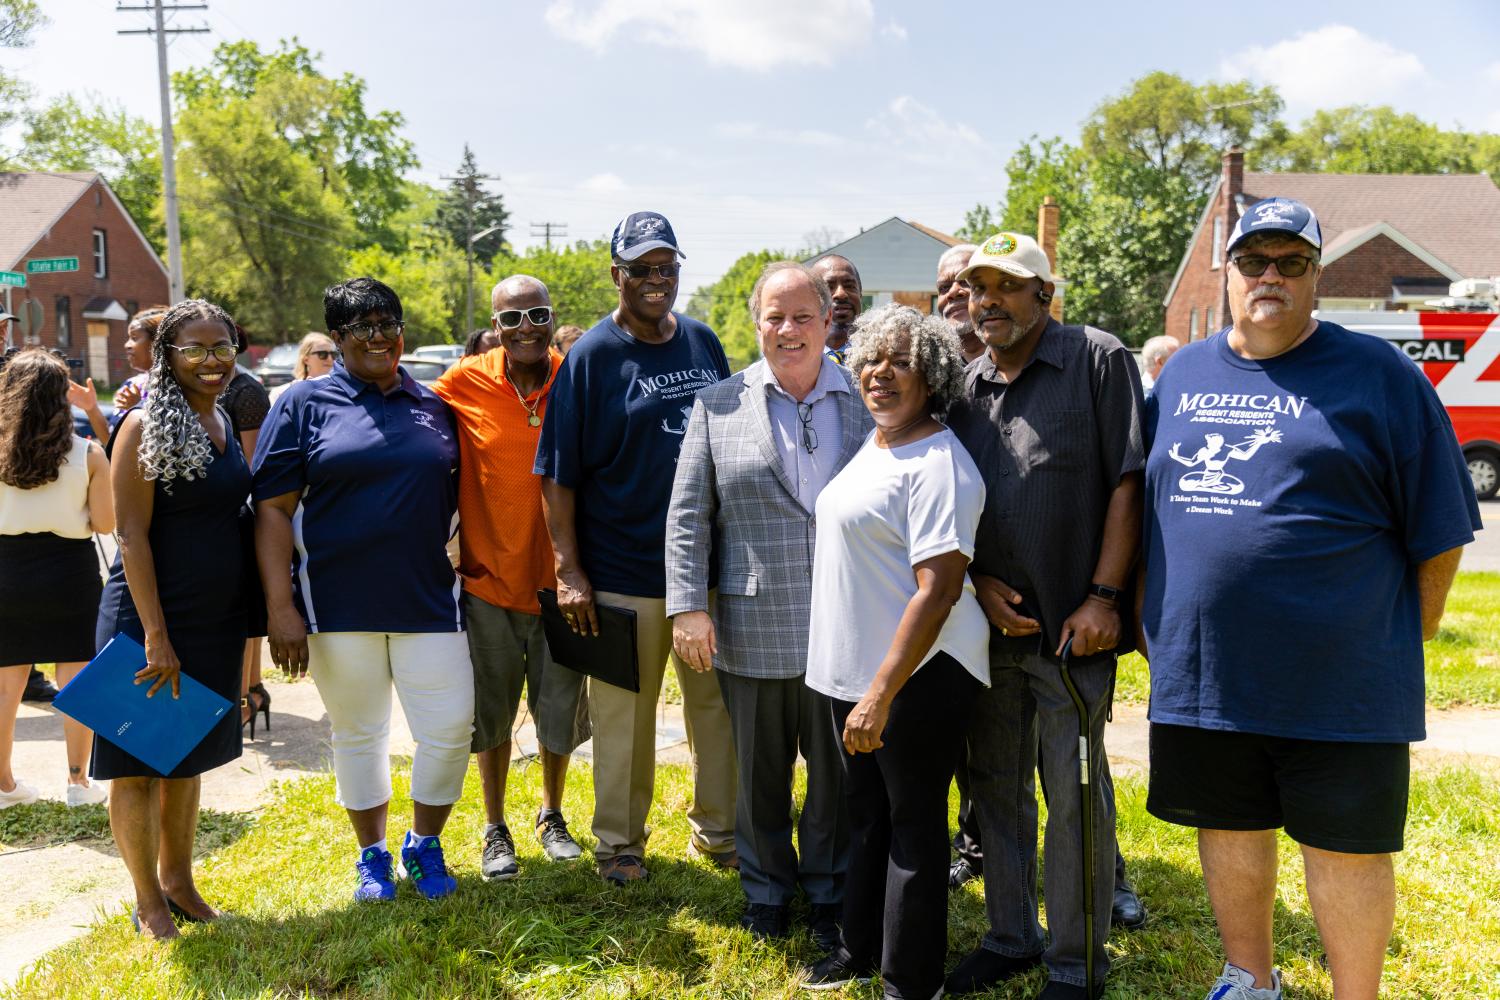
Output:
(5, 0), (1498, 294)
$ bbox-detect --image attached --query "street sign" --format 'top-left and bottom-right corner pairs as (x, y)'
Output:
(26, 257), (80, 274)
(0, 271), (24, 287)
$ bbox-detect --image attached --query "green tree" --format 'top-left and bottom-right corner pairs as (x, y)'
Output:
(177, 97), (353, 338)
(19, 95), (163, 250)
(1267, 105), (1489, 174)
(174, 40), (417, 249)
(684, 249), (784, 366)
(1081, 72), (1285, 189)
(487, 239), (619, 333)
(345, 238), (467, 346)
(0, 0), (45, 158)
(435, 145), (509, 267)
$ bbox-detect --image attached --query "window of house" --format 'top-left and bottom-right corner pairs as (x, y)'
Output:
(1189, 307), (1200, 340)
(1207, 306), (1216, 333)
(92, 229), (108, 278)
(56, 296), (72, 350)
(1211, 218), (1224, 269)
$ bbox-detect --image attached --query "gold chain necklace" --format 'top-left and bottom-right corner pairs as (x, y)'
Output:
(502, 359), (544, 427)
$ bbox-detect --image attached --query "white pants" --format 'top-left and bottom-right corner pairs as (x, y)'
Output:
(307, 631), (475, 811)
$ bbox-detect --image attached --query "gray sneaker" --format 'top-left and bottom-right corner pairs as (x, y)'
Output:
(536, 810), (582, 861)
(1206, 963), (1282, 1000)
(481, 823), (519, 880)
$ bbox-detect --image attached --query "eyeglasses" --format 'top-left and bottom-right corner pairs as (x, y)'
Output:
(1230, 254), (1317, 278)
(308, 349), (338, 361)
(796, 402), (818, 455)
(168, 344), (238, 365)
(340, 319), (405, 341)
(616, 261), (681, 281)
(493, 306), (554, 330)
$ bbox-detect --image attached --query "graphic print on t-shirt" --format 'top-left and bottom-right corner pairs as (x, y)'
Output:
(1164, 391), (1304, 515)
(1167, 427), (1281, 495)
(631, 366), (719, 441)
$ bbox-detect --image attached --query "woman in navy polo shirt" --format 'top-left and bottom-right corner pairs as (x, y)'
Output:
(252, 277), (473, 902)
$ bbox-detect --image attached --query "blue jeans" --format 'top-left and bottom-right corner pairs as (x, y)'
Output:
(964, 645), (1116, 990)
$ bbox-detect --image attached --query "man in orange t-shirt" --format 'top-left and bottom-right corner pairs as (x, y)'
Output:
(433, 275), (590, 880)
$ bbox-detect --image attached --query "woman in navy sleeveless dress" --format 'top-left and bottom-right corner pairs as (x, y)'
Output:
(92, 300), (249, 940)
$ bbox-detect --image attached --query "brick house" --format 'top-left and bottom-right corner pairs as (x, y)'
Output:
(1, 171), (170, 386)
(1163, 151), (1500, 343)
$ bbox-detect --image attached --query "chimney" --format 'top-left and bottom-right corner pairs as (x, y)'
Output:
(1037, 195), (1064, 321)
(1223, 147), (1244, 203)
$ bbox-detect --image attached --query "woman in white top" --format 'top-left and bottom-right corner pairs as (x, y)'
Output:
(0, 349), (115, 809)
(801, 305), (988, 1000)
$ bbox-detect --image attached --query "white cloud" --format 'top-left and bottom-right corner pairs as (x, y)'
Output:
(1485, 61), (1500, 85)
(1221, 25), (1427, 115)
(864, 95), (993, 166)
(580, 172), (628, 194)
(879, 18), (908, 42)
(543, 0), (874, 72)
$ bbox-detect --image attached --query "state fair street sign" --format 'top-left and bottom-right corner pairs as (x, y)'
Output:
(0, 271), (24, 287)
(26, 257), (80, 274)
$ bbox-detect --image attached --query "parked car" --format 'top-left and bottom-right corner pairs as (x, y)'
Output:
(72, 402), (115, 440)
(254, 343), (299, 388)
(399, 355), (448, 385)
(410, 343), (464, 368)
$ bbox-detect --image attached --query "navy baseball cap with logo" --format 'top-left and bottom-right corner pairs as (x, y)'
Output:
(1226, 197), (1322, 255)
(611, 211), (685, 262)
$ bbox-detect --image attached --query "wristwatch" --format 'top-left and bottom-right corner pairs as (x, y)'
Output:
(1087, 582), (1122, 604)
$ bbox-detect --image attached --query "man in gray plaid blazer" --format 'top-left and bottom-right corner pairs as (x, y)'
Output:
(666, 260), (873, 947)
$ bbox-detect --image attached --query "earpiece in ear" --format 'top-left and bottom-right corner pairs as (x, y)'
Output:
(1037, 290), (1052, 303)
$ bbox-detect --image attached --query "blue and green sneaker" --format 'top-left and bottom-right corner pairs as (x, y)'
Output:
(353, 845), (397, 902)
(401, 831), (457, 899)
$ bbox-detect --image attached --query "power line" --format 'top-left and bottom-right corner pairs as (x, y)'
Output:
(117, 1), (211, 304)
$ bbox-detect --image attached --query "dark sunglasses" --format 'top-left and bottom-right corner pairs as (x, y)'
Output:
(617, 261), (680, 281)
(493, 306), (554, 330)
(168, 344), (238, 365)
(340, 319), (405, 341)
(1230, 254), (1317, 278)
(308, 349), (338, 361)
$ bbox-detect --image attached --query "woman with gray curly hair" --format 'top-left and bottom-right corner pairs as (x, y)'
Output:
(801, 304), (990, 998)
(94, 299), (252, 939)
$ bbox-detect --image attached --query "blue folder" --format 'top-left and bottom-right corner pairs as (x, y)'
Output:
(55, 632), (234, 775)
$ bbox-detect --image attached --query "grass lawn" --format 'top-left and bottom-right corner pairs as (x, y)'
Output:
(1114, 571), (1500, 707)
(5, 758), (1498, 1000)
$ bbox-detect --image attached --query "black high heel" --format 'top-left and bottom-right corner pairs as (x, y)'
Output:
(249, 682), (271, 732)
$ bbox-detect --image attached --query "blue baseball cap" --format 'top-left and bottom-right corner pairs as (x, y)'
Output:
(610, 211), (685, 262)
(1226, 197), (1322, 254)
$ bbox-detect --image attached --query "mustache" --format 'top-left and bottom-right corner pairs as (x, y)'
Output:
(975, 309), (1013, 324)
(1248, 287), (1292, 306)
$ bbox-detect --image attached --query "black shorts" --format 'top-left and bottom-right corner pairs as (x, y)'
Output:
(1146, 723), (1409, 854)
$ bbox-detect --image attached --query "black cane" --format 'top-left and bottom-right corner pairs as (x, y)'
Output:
(1058, 638), (1096, 1000)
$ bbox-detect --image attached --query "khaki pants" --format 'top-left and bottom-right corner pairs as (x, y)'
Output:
(590, 590), (737, 860)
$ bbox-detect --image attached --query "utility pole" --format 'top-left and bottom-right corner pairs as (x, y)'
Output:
(118, 1), (209, 305)
(529, 221), (568, 251)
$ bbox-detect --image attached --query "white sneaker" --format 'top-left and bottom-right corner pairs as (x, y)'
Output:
(1206, 963), (1282, 1000)
(66, 782), (108, 807)
(0, 780), (39, 810)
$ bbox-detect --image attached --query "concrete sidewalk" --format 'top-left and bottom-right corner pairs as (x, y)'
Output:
(3, 666), (1498, 987)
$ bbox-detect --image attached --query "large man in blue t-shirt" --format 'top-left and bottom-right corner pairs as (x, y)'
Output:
(535, 211), (737, 885)
(1141, 198), (1481, 1000)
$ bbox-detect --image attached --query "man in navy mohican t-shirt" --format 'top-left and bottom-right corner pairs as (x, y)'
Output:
(1141, 198), (1481, 1000)
(535, 211), (737, 886)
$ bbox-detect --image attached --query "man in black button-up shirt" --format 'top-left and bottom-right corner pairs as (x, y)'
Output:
(943, 233), (1145, 1000)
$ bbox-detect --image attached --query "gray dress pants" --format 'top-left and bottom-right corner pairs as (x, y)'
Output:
(965, 645), (1117, 990)
(717, 670), (848, 906)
